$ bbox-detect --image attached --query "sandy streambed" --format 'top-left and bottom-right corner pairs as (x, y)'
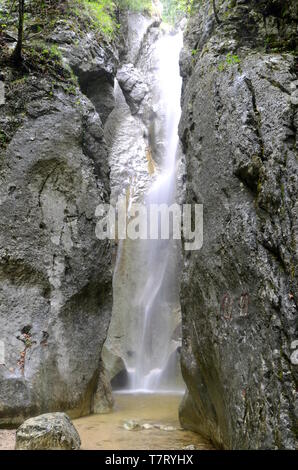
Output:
(0, 393), (213, 450)
(74, 393), (212, 450)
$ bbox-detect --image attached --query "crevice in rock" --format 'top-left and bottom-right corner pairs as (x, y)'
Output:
(78, 71), (115, 125)
(258, 74), (291, 95)
(37, 163), (60, 209)
(244, 77), (265, 161)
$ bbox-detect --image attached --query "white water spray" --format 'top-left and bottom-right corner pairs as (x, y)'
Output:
(127, 30), (184, 393)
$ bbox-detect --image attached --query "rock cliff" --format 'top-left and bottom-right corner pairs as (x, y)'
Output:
(179, 0), (297, 449)
(0, 2), (115, 425)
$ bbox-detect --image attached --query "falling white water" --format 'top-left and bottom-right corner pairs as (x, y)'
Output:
(127, 30), (184, 393)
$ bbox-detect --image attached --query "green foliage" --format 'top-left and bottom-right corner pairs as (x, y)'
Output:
(0, 130), (9, 149)
(79, 0), (117, 38)
(0, 9), (7, 32)
(23, 40), (76, 88)
(226, 52), (240, 65)
(31, 42), (63, 68)
(117, 0), (152, 12)
(0, 0), (156, 42)
(11, 75), (29, 86)
(218, 52), (241, 71)
(76, 0), (153, 39)
(0, 1), (10, 32)
(162, 0), (197, 24)
(50, 44), (62, 59)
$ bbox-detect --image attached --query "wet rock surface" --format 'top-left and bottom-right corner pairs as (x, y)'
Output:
(179, 0), (297, 449)
(15, 412), (81, 450)
(0, 10), (114, 425)
(117, 63), (149, 115)
(92, 360), (114, 414)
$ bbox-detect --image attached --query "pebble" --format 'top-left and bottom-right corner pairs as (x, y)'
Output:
(123, 420), (177, 432)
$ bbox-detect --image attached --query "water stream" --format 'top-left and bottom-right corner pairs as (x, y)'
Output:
(127, 30), (184, 392)
(74, 394), (212, 450)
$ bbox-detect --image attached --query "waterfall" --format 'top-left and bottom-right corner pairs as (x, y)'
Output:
(127, 30), (184, 392)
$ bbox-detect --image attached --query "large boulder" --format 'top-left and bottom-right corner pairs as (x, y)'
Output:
(15, 413), (81, 450)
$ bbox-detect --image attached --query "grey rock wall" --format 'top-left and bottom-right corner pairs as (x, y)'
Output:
(0, 18), (115, 425)
(179, 0), (297, 449)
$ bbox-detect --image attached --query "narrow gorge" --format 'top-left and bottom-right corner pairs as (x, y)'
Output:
(104, 17), (184, 394)
(0, 0), (297, 452)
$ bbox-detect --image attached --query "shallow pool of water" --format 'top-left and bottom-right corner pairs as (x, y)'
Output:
(74, 393), (212, 450)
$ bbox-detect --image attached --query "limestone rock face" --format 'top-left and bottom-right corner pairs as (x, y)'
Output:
(179, 0), (297, 449)
(117, 63), (149, 115)
(92, 360), (114, 414)
(15, 413), (81, 450)
(49, 19), (118, 125)
(0, 18), (115, 425)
